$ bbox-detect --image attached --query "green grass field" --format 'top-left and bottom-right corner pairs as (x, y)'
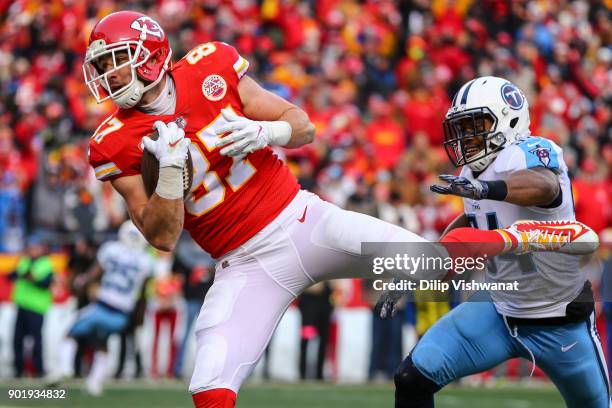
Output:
(0, 380), (564, 408)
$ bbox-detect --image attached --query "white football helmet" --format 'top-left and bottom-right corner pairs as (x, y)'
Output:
(118, 220), (149, 250)
(443, 76), (531, 172)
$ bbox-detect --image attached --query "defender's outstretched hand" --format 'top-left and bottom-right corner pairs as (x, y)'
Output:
(430, 174), (489, 200)
(215, 108), (292, 157)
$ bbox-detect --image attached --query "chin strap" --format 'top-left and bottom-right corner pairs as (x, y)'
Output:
(113, 79), (145, 109)
(113, 48), (172, 109)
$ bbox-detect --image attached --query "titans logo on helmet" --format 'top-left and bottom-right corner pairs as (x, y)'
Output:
(500, 83), (524, 110)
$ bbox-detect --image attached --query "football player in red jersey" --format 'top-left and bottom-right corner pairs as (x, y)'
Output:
(84, 11), (598, 408)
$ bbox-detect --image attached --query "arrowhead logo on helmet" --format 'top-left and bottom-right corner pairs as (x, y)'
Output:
(130, 16), (164, 40)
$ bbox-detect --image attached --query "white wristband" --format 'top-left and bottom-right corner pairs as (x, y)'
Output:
(267, 121), (292, 146)
(155, 166), (183, 200)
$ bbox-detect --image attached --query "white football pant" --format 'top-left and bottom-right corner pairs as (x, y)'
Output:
(189, 190), (428, 394)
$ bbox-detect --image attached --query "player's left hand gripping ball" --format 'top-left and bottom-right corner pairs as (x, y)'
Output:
(142, 121), (190, 168)
(430, 174), (488, 200)
(215, 108), (292, 157)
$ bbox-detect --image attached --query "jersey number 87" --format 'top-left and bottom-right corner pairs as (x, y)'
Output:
(185, 107), (257, 216)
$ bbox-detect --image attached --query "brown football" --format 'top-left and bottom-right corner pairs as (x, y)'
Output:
(141, 120), (193, 199)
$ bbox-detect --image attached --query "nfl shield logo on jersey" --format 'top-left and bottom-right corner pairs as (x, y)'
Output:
(202, 74), (227, 101)
(529, 144), (551, 167)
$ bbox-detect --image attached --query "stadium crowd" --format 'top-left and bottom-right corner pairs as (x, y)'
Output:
(0, 0), (610, 381)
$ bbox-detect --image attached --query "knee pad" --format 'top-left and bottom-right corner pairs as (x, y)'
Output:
(192, 388), (236, 408)
(394, 355), (440, 408)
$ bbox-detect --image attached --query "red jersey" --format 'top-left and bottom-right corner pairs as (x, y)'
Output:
(88, 42), (300, 258)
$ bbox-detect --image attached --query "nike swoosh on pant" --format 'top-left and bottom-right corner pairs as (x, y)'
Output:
(561, 341), (578, 352)
(298, 206), (308, 223)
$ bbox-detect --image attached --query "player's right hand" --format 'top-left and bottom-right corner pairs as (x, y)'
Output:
(142, 121), (190, 168)
(430, 174), (488, 200)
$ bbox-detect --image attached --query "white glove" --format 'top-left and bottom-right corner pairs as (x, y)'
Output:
(142, 121), (190, 168)
(214, 108), (292, 157)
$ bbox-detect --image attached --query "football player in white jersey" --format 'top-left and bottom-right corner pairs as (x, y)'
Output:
(53, 221), (155, 395)
(384, 76), (609, 408)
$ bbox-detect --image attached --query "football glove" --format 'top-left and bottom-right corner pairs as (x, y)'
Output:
(214, 108), (292, 157)
(430, 174), (489, 200)
(142, 120), (190, 168)
(374, 278), (407, 319)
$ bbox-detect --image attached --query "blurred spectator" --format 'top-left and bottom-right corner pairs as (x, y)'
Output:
(151, 259), (182, 379)
(298, 282), (334, 380)
(172, 234), (214, 378)
(365, 95), (405, 170)
(572, 159), (611, 234)
(9, 235), (54, 377)
(367, 285), (404, 381)
(346, 178), (377, 217)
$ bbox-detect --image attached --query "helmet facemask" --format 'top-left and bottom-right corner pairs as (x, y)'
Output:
(443, 107), (506, 173)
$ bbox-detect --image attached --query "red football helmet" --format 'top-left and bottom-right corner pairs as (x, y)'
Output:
(82, 11), (172, 108)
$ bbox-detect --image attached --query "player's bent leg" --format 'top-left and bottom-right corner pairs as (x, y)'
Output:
(522, 313), (610, 408)
(399, 300), (519, 407)
(394, 355), (440, 408)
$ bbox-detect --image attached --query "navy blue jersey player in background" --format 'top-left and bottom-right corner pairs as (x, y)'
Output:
(378, 76), (609, 408)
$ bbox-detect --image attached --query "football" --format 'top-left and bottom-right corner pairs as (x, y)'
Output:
(141, 120), (193, 199)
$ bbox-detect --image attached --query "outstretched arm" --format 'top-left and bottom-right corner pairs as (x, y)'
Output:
(503, 167), (560, 206)
(431, 167), (560, 207)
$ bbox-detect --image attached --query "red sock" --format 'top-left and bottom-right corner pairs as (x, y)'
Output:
(192, 388), (236, 408)
(440, 227), (517, 259)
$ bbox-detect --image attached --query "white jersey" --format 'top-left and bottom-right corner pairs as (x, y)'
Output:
(459, 135), (584, 318)
(96, 241), (154, 313)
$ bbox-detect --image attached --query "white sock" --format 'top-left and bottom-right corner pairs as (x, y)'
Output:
(86, 351), (109, 394)
(58, 338), (78, 377)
